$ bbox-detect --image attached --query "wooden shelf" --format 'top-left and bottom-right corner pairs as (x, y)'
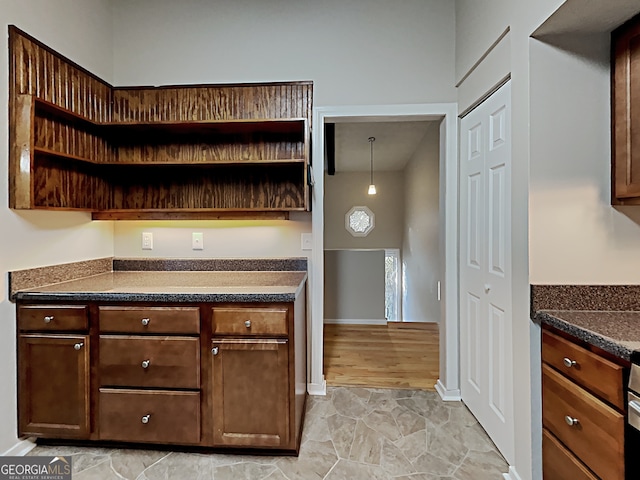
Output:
(9, 27), (312, 218)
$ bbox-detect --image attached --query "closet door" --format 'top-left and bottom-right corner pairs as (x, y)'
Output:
(459, 80), (514, 463)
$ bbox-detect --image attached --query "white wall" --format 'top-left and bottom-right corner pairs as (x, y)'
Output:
(324, 250), (385, 322)
(402, 126), (440, 323)
(529, 33), (640, 283)
(324, 171), (404, 250)
(0, 0), (114, 454)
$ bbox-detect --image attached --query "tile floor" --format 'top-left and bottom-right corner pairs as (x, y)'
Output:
(28, 387), (508, 479)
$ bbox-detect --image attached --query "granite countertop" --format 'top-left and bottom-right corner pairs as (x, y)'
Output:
(535, 310), (640, 361)
(14, 270), (307, 303)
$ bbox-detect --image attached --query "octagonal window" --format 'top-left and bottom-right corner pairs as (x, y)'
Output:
(345, 206), (375, 237)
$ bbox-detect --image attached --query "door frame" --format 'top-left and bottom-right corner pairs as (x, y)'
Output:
(308, 103), (460, 400)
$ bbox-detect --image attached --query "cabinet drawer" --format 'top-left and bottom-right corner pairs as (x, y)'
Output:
(99, 306), (200, 334)
(542, 428), (598, 480)
(99, 388), (200, 444)
(99, 336), (199, 388)
(542, 330), (624, 409)
(213, 307), (288, 336)
(19, 305), (88, 332)
(542, 363), (624, 480)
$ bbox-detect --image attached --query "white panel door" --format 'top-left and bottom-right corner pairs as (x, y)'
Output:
(459, 81), (514, 464)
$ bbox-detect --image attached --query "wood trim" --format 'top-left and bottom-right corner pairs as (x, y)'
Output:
(91, 210), (291, 221)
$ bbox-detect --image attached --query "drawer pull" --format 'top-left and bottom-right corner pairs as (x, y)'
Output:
(44, 315), (54, 323)
(141, 318), (150, 326)
(141, 414), (151, 424)
(73, 342), (84, 350)
(562, 357), (577, 368)
(244, 320), (252, 328)
(211, 346), (219, 355)
(141, 360), (150, 369)
(564, 415), (579, 427)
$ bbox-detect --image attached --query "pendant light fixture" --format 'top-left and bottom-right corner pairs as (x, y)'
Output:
(368, 136), (377, 195)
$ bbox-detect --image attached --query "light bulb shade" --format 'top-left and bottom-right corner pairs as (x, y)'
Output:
(368, 184), (377, 195)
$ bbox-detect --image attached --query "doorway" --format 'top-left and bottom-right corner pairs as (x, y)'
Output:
(308, 103), (459, 399)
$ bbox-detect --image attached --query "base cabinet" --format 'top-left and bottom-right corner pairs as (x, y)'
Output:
(211, 339), (290, 448)
(16, 294), (306, 453)
(18, 334), (90, 438)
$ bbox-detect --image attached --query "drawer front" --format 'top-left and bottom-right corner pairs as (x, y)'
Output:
(213, 307), (288, 336)
(99, 388), (200, 444)
(99, 336), (199, 388)
(542, 428), (598, 480)
(542, 329), (624, 409)
(542, 363), (624, 480)
(19, 305), (88, 332)
(99, 306), (200, 334)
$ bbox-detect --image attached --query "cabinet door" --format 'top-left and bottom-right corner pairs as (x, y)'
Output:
(211, 339), (290, 448)
(18, 334), (90, 438)
(612, 14), (640, 203)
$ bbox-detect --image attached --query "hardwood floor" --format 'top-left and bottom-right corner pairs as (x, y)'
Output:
(323, 323), (439, 390)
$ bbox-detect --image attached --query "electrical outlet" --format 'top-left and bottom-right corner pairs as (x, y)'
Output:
(192, 232), (204, 250)
(301, 233), (312, 251)
(142, 232), (153, 250)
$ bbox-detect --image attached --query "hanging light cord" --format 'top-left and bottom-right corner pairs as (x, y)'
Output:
(369, 136), (375, 185)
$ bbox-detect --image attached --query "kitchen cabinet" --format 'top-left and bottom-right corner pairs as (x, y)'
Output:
(612, 13), (640, 205)
(16, 295), (306, 453)
(17, 305), (90, 439)
(210, 306), (299, 449)
(542, 328), (626, 480)
(9, 26), (312, 220)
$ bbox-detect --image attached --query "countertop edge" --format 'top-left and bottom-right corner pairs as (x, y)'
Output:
(534, 310), (633, 361)
(13, 291), (301, 303)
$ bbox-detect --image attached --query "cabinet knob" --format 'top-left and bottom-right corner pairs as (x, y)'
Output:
(484, 284), (491, 293)
(141, 318), (150, 326)
(564, 415), (579, 427)
(244, 320), (252, 328)
(44, 315), (54, 324)
(211, 346), (219, 355)
(74, 342), (84, 350)
(141, 414), (151, 424)
(563, 357), (577, 368)
(141, 360), (150, 369)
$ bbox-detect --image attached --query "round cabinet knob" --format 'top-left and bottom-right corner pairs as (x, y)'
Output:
(244, 320), (252, 328)
(565, 416), (579, 427)
(211, 346), (219, 356)
(484, 284), (491, 293)
(141, 414), (151, 424)
(563, 357), (577, 368)
(141, 318), (150, 326)
(74, 342), (84, 350)
(141, 360), (150, 369)
(44, 316), (54, 324)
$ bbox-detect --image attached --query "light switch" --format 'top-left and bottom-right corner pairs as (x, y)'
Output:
(301, 233), (312, 251)
(142, 232), (153, 250)
(192, 232), (204, 250)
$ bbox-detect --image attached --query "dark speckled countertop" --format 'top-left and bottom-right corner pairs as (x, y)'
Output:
(9, 257), (307, 303)
(535, 310), (640, 361)
(13, 270), (307, 303)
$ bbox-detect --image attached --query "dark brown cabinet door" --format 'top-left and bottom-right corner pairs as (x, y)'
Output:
(211, 339), (290, 448)
(612, 14), (640, 204)
(18, 334), (90, 438)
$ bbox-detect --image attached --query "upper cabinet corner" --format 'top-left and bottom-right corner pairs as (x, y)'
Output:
(612, 13), (640, 205)
(8, 26), (313, 220)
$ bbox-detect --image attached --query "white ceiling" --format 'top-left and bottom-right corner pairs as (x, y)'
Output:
(333, 121), (436, 172)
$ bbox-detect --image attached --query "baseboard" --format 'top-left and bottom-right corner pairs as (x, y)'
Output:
(2, 438), (36, 456)
(435, 379), (461, 401)
(307, 378), (327, 396)
(502, 466), (522, 480)
(323, 318), (387, 325)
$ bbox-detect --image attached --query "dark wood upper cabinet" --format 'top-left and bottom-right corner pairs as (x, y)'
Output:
(612, 13), (640, 205)
(8, 26), (312, 220)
